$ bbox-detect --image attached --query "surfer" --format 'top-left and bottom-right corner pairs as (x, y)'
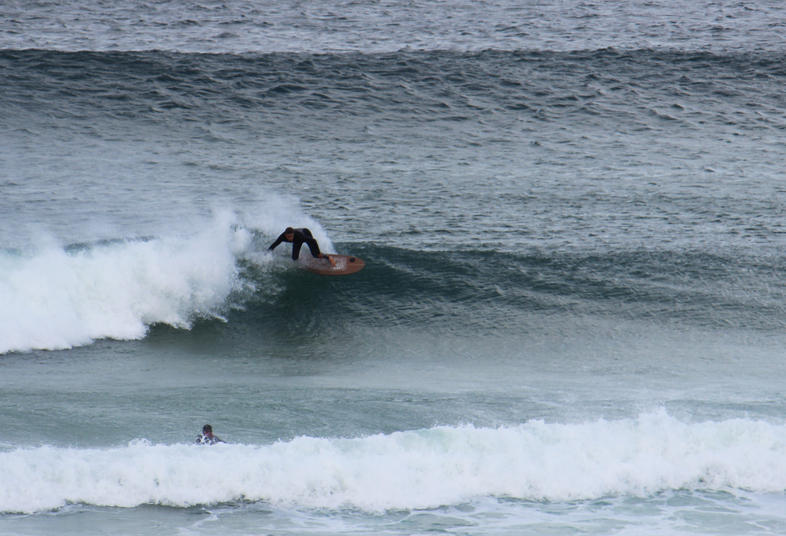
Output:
(195, 424), (224, 445)
(269, 227), (334, 265)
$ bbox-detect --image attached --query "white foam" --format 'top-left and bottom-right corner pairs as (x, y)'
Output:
(0, 212), (240, 353)
(0, 202), (331, 354)
(3, 411), (786, 514)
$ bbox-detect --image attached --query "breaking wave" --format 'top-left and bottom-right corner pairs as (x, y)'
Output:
(3, 411), (786, 514)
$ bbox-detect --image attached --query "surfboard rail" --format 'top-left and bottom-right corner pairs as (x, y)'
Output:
(299, 254), (365, 275)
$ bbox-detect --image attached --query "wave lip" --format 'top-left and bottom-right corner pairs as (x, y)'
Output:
(3, 411), (786, 514)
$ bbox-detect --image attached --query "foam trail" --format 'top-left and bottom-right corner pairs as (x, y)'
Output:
(3, 412), (786, 514)
(0, 210), (252, 354)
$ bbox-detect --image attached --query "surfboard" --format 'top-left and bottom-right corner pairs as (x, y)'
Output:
(299, 254), (365, 276)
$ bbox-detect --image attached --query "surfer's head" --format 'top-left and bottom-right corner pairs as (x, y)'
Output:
(202, 424), (213, 435)
(284, 227), (295, 240)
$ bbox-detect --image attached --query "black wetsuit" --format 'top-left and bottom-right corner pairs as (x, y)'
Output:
(268, 228), (323, 260)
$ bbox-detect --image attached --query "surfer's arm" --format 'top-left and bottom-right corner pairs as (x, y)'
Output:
(268, 233), (285, 251)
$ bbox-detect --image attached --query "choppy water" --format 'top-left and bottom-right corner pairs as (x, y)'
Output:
(1, 1), (785, 535)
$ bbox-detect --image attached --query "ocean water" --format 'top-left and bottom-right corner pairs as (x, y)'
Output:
(1, 1), (785, 534)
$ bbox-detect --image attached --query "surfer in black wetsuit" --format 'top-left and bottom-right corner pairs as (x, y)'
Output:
(269, 227), (332, 262)
(195, 424), (224, 445)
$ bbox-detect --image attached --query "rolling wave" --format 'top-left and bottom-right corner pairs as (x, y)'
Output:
(3, 411), (786, 514)
(2, 48), (784, 135)
(3, 0), (784, 55)
(2, 210), (782, 354)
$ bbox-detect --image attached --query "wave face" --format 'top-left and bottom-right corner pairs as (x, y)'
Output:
(2, 412), (786, 514)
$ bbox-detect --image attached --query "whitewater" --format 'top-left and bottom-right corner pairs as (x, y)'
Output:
(4, 412), (786, 515)
(0, 206), (337, 354)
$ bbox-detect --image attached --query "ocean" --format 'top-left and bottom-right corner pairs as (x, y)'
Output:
(1, 1), (785, 534)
